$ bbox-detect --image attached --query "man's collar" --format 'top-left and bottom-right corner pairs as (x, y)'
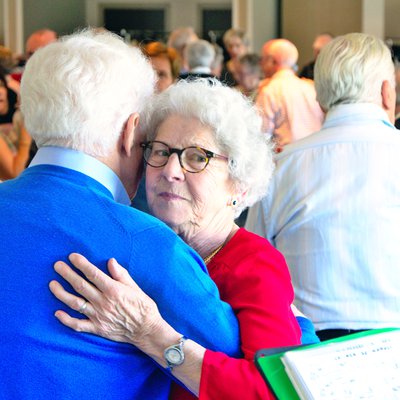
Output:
(325, 103), (396, 129)
(29, 146), (131, 205)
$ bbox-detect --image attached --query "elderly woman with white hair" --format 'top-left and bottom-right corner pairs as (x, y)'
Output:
(50, 79), (314, 399)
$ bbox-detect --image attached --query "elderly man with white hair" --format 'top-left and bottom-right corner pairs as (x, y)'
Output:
(256, 38), (324, 150)
(0, 29), (240, 400)
(246, 33), (400, 341)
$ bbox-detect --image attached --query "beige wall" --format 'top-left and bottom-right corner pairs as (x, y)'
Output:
(23, 0), (86, 42)
(232, 0), (278, 52)
(282, 0), (362, 70)
(0, 0), (4, 44)
(386, 0), (400, 44)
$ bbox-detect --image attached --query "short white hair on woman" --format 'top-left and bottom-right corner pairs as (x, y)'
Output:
(21, 29), (155, 157)
(142, 78), (274, 216)
(315, 33), (395, 111)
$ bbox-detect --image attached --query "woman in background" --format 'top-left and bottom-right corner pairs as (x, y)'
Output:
(220, 28), (249, 86)
(0, 76), (31, 180)
(143, 41), (180, 93)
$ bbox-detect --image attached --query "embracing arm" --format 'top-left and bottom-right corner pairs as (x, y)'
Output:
(50, 254), (211, 396)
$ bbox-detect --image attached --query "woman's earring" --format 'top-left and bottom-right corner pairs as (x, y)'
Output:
(231, 199), (237, 206)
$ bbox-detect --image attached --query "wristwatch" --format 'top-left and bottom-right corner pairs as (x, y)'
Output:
(164, 336), (187, 372)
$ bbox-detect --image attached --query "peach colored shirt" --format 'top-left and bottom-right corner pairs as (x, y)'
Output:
(256, 69), (324, 148)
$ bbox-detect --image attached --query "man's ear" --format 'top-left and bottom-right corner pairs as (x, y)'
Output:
(121, 113), (140, 157)
(381, 80), (395, 124)
(381, 81), (393, 110)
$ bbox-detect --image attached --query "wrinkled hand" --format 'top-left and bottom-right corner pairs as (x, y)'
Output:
(49, 253), (165, 348)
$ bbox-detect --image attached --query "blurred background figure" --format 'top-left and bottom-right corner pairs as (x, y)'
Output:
(18, 29), (58, 165)
(221, 28), (249, 86)
(256, 38), (323, 151)
(0, 74), (19, 142)
(299, 33), (334, 80)
(12, 28), (58, 83)
(0, 62), (32, 181)
(0, 46), (20, 94)
(142, 42), (179, 93)
(0, 75), (31, 180)
(26, 29), (58, 59)
(167, 26), (198, 74)
(235, 53), (262, 101)
(179, 39), (216, 80)
(210, 43), (224, 79)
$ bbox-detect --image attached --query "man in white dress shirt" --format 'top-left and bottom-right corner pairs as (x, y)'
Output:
(246, 33), (400, 341)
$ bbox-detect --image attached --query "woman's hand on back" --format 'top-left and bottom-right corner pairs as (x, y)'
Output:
(49, 253), (166, 349)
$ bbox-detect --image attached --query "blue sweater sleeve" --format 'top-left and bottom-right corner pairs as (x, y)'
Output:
(296, 316), (320, 345)
(128, 222), (241, 358)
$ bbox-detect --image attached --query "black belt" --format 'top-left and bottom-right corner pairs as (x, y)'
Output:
(316, 329), (366, 341)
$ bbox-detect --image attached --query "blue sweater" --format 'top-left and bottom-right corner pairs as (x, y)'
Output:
(0, 164), (240, 400)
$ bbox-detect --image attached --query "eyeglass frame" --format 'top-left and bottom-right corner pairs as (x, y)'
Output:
(140, 140), (228, 173)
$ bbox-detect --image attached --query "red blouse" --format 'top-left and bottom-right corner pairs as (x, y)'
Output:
(170, 228), (301, 400)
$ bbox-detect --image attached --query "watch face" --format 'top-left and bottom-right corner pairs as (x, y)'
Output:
(166, 347), (184, 364)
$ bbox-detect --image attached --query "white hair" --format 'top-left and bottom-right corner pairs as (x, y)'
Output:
(20, 29), (156, 157)
(186, 40), (215, 70)
(142, 79), (275, 216)
(315, 33), (395, 110)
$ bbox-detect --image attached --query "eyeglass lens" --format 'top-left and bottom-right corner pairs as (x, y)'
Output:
(144, 141), (209, 173)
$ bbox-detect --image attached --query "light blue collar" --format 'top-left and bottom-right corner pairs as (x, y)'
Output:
(29, 146), (131, 205)
(324, 103), (396, 130)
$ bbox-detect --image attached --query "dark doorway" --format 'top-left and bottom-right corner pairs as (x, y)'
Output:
(104, 8), (166, 43)
(201, 8), (232, 63)
(201, 8), (231, 43)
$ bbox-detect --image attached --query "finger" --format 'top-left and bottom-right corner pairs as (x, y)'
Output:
(108, 258), (137, 287)
(68, 253), (116, 293)
(49, 280), (93, 315)
(54, 260), (100, 302)
(54, 310), (97, 334)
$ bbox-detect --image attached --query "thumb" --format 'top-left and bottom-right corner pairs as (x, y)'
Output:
(107, 258), (137, 287)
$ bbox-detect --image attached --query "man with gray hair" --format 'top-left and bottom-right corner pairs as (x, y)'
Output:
(0, 29), (239, 399)
(246, 33), (400, 341)
(179, 39), (216, 80)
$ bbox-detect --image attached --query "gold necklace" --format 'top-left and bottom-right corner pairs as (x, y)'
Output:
(203, 244), (224, 265)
